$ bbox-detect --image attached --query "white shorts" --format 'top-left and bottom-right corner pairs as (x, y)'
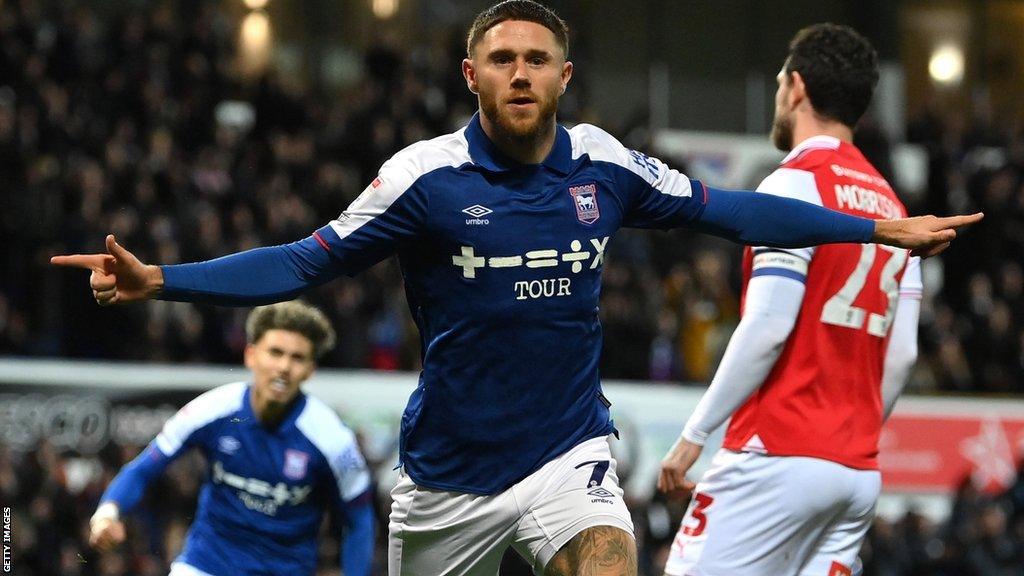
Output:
(168, 562), (215, 576)
(388, 436), (634, 576)
(664, 450), (879, 576)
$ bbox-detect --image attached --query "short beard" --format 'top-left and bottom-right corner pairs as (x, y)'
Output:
(480, 93), (558, 148)
(770, 111), (794, 152)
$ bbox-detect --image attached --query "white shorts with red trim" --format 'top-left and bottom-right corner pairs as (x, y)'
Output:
(664, 450), (879, 576)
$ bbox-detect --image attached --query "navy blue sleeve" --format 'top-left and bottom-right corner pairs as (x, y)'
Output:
(693, 185), (875, 247)
(159, 165), (430, 306)
(612, 149), (875, 245)
(339, 489), (376, 576)
(159, 235), (340, 306)
(616, 156), (707, 229)
(100, 444), (174, 514)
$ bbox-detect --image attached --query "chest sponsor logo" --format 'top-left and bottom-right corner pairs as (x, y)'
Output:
(451, 237), (610, 300)
(283, 449), (310, 480)
(569, 183), (600, 224)
(212, 461), (312, 516)
(462, 204), (493, 225)
(451, 237), (608, 279)
(217, 436), (240, 455)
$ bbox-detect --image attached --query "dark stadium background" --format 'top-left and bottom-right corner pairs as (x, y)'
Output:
(2, 0), (1024, 574)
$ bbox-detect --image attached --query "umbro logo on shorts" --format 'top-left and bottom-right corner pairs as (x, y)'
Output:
(587, 487), (615, 499)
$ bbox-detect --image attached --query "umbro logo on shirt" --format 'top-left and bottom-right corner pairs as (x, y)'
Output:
(462, 204), (493, 217)
(218, 436), (240, 454)
(462, 204), (492, 225)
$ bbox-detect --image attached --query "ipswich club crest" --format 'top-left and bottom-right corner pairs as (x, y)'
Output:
(569, 183), (600, 224)
(283, 449), (309, 480)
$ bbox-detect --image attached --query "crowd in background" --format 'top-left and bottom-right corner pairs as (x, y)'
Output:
(2, 1), (1024, 574)
(1, 1), (1021, 391)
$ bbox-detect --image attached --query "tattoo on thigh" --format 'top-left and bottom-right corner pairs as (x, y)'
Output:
(546, 526), (637, 576)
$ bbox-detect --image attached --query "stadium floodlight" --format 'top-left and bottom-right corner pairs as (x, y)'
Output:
(928, 44), (964, 86)
(372, 0), (398, 19)
(242, 11), (270, 46)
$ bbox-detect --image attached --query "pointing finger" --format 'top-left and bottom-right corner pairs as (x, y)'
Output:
(50, 253), (115, 272)
(936, 212), (984, 229)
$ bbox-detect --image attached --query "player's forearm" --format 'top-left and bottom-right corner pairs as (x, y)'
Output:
(881, 298), (920, 421)
(159, 235), (338, 305)
(696, 187), (875, 248)
(100, 444), (171, 515)
(341, 497), (376, 576)
(682, 276), (804, 444)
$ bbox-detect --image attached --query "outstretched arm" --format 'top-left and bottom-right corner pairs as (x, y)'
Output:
(158, 234), (339, 306)
(50, 232), (347, 307)
(51, 149), (430, 306)
(693, 185), (982, 256)
(607, 139), (981, 256)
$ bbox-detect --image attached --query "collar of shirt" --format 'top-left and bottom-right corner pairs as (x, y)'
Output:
(780, 134), (842, 164)
(465, 112), (573, 175)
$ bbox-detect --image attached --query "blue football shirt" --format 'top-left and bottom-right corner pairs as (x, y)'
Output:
(312, 115), (707, 494)
(103, 383), (371, 575)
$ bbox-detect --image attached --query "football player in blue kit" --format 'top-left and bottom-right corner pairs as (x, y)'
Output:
(87, 302), (374, 576)
(58, 2), (980, 574)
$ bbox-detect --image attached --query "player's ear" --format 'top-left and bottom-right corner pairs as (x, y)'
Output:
(560, 60), (573, 94)
(463, 58), (479, 94)
(789, 70), (808, 110)
(243, 343), (256, 370)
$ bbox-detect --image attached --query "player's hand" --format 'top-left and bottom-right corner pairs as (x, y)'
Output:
(50, 234), (163, 305)
(88, 504), (126, 551)
(657, 437), (702, 500)
(872, 212), (983, 258)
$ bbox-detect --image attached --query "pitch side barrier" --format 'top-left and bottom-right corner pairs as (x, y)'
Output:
(2, 358), (1022, 521)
